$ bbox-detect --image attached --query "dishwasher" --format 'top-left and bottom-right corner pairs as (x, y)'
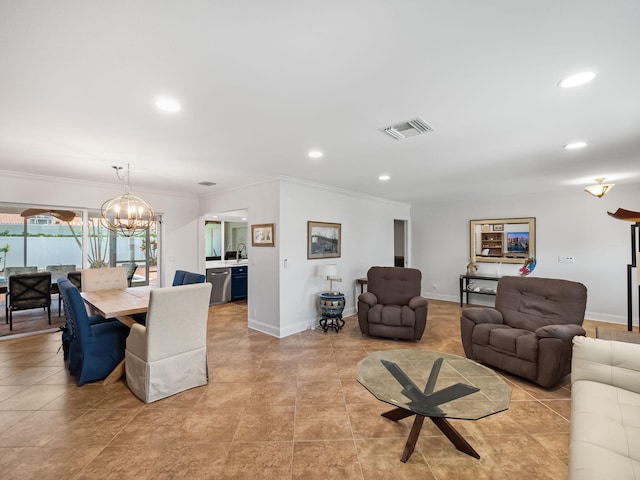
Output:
(206, 267), (231, 305)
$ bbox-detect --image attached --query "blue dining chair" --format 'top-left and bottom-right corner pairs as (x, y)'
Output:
(172, 270), (187, 286)
(58, 278), (129, 386)
(172, 270), (205, 286)
(182, 272), (206, 284)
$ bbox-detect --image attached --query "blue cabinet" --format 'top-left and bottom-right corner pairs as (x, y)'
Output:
(231, 266), (248, 301)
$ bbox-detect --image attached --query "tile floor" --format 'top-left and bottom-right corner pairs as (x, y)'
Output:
(0, 299), (631, 479)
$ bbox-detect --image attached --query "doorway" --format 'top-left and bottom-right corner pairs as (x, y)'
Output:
(394, 219), (407, 267)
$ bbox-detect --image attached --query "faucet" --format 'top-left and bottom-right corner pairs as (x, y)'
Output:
(236, 243), (247, 263)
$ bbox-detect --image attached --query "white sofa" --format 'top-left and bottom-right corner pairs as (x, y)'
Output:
(569, 336), (640, 479)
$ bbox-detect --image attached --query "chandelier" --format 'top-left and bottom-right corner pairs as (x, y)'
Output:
(100, 164), (154, 237)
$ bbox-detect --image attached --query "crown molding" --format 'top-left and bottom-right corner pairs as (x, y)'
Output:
(0, 169), (197, 199)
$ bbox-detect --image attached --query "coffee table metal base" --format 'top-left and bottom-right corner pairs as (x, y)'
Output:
(382, 407), (480, 462)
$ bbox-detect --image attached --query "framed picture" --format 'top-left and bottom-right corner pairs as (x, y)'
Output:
(307, 221), (341, 259)
(251, 223), (275, 247)
(492, 224), (504, 231)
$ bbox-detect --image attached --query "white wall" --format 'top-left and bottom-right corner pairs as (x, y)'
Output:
(198, 176), (410, 337)
(0, 171), (200, 287)
(412, 185), (640, 325)
(278, 178), (411, 336)
(198, 178), (281, 336)
(16, 169), (633, 333)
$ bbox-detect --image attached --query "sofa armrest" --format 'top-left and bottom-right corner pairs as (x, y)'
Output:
(571, 336), (640, 394)
(461, 307), (503, 325)
(536, 324), (586, 340)
(358, 291), (378, 307)
(408, 296), (428, 310)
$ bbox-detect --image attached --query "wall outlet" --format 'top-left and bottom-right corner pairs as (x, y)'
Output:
(558, 256), (575, 263)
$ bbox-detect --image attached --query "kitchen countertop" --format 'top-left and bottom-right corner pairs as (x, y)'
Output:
(206, 260), (249, 269)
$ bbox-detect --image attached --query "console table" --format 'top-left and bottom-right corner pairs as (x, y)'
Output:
(459, 274), (501, 307)
(356, 277), (368, 294)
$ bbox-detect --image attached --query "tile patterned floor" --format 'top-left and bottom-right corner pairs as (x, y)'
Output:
(0, 299), (632, 479)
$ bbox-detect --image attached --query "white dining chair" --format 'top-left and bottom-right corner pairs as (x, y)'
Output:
(81, 266), (128, 292)
(125, 282), (212, 403)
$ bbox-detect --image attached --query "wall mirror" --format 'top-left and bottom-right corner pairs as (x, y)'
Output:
(469, 217), (536, 264)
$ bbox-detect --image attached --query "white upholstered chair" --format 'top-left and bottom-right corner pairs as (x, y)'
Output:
(125, 282), (212, 403)
(81, 267), (128, 292)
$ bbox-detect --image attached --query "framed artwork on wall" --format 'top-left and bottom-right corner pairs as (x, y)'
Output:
(251, 223), (275, 247)
(492, 224), (504, 231)
(307, 221), (341, 259)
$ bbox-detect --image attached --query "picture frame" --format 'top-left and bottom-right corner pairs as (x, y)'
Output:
(492, 224), (504, 231)
(251, 223), (275, 247)
(307, 221), (341, 259)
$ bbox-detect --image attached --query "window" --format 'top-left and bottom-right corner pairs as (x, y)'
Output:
(0, 204), (160, 287)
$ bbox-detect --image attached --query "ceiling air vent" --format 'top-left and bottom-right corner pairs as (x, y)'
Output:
(198, 181), (217, 186)
(379, 117), (434, 140)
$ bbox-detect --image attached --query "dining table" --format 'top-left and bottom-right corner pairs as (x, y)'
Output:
(80, 285), (152, 384)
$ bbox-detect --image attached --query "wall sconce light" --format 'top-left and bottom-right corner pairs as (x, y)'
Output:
(101, 164), (154, 237)
(317, 264), (342, 293)
(584, 178), (615, 198)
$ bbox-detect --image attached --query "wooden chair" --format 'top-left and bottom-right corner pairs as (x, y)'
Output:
(67, 271), (82, 289)
(46, 264), (76, 316)
(5, 272), (52, 331)
(3, 266), (38, 324)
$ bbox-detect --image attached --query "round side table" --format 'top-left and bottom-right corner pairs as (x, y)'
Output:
(318, 292), (345, 332)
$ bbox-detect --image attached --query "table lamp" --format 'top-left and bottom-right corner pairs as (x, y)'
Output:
(317, 264), (342, 293)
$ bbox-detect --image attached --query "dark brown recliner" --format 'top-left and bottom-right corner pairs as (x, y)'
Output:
(358, 267), (428, 340)
(460, 276), (587, 388)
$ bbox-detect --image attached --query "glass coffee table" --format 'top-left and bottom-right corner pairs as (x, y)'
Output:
(357, 349), (511, 462)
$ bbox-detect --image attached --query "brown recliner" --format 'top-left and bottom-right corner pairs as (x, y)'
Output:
(460, 276), (587, 388)
(358, 267), (428, 340)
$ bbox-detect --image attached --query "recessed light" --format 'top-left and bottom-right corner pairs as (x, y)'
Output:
(155, 97), (182, 112)
(564, 142), (587, 149)
(558, 72), (596, 88)
(379, 174), (390, 181)
(308, 150), (323, 158)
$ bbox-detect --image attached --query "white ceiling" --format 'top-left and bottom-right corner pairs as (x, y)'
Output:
(1, 1), (639, 204)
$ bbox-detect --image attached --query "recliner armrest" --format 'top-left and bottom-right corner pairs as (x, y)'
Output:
(358, 291), (378, 307)
(461, 307), (503, 325)
(408, 296), (428, 310)
(535, 324), (585, 340)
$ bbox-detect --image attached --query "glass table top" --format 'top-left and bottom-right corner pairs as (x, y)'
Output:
(357, 349), (511, 420)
